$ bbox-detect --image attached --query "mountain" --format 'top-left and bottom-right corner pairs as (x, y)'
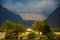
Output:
(45, 7), (60, 28)
(0, 5), (23, 25)
(0, 5), (34, 27)
(22, 20), (34, 27)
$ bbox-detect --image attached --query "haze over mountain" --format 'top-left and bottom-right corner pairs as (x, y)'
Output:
(0, 5), (23, 25)
(19, 13), (46, 20)
(0, 5), (60, 28)
(0, 0), (60, 27)
(0, 5), (35, 27)
(2, 0), (58, 17)
(45, 7), (60, 28)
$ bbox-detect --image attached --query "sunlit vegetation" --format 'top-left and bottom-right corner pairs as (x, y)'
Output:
(0, 20), (60, 40)
(51, 28), (60, 32)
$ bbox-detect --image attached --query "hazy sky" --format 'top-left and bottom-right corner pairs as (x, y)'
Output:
(2, 0), (59, 14)
(0, 0), (60, 20)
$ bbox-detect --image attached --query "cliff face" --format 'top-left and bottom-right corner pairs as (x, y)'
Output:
(45, 7), (60, 28)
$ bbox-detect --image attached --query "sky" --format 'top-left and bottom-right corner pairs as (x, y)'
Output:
(0, 0), (60, 20)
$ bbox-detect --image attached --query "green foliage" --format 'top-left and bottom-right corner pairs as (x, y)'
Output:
(0, 20), (25, 40)
(32, 21), (55, 40)
(42, 24), (51, 35)
(32, 21), (51, 35)
(1, 20), (16, 32)
(51, 28), (60, 32)
(32, 21), (44, 33)
(28, 32), (36, 40)
(1, 20), (25, 33)
(55, 35), (60, 40)
(15, 23), (25, 33)
(46, 31), (55, 40)
(0, 20), (57, 40)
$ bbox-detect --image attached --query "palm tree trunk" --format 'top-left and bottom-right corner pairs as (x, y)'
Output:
(17, 32), (20, 40)
(14, 36), (16, 40)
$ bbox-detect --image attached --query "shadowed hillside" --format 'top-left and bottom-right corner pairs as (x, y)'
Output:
(45, 7), (60, 28)
(0, 5), (34, 27)
(0, 5), (23, 25)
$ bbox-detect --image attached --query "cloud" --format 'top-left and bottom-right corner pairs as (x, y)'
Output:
(27, 0), (57, 12)
(2, 0), (58, 20)
(3, 0), (57, 13)
(3, 0), (57, 18)
(20, 13), (46, 20)
(0, 0), (3, 5)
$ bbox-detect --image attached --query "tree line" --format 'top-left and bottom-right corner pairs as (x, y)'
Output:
(0, 20), (57, 40)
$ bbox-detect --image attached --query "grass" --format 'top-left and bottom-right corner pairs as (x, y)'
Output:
(50, 28), (60, 32)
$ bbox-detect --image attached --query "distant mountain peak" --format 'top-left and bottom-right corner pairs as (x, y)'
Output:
(45, 7), (60, 28)
(0, 5), (34, 27)
(0, 5), (23, 25)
